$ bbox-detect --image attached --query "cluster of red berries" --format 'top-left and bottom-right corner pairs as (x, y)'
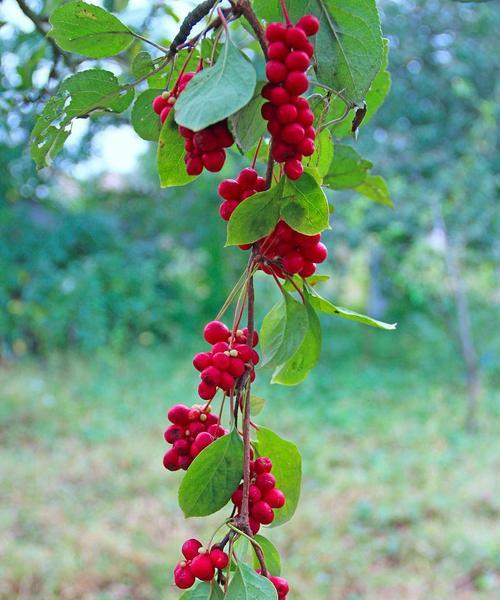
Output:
(163, 403), (226, 471)
(174, 538), (229, 589)
(218, 167), (267, 221)
(193, 320), (259, 400)
(257, 220), (328, 278)
(152, 70), (234, 175)
(261, 15), (320, 181)
(231, 457), (286, 534)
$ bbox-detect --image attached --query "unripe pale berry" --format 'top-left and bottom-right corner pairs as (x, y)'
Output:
(182, 538), (203, 560)
(190, 554), (215, 581)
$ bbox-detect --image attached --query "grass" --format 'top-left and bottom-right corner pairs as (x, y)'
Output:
(0, 320), (499, 599)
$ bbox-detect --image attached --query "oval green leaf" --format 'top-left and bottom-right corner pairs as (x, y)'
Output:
(178, 429), (243, 517)
(157, 108), (198, 188)
(281, 171), (330, 235)
(256, 427), (302, 527)
(323, 144), (373, 189)
(252, 535), (281, 576)
(226, 562), (278, 600)
(131, 89), (163, 141)
(175, 38), (257, 131)
(49, 1), (133, 58)
(180, 581), (224, 600)
(229, 83), (267, 153)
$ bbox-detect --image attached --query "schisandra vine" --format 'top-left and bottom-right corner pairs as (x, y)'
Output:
(30, 0), (396, 596)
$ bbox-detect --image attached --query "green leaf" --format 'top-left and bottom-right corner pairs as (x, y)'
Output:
(309, 290), (397, 329)
(226, 562), (277, 600)
(180, 582), (224, 600)
(49, 1), (133, 58)
(355, 175), (393, 207)
(131, 89), (162, 142)
(226, 182), (283, 246)
(251, 0), (281, 21)
(272, 292), (321, 385)
(229, 83), (267, 153)
(281, 171), (330, 235)
(287, 0), (384, 106)
(31, 69), (133, 168)
(175, 37), (257, 131)
(250, 395), (266, 416)
(306, 129), (334, 179)
(131, 50), (154, 78)
(252, 535), (281, 576)
(260, 290), (308, 370)
(323, 144), (372, 189)
(157, 108), (197, 188)
(257, 427), (302, 527)
(178, 429), (243, 517)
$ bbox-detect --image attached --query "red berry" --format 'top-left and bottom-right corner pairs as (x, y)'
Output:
(234, 343), (252, 362)
(299, 137), (315, 156)
(299, 261), (316, 278)
(178, 455), (193, 470)
(267, 119), (282, 137)
(193, 352), (213, 372)
(190, 443), (202, 459)
(265, 22), (287, 43)
(269, 86), (290, 106)
(285, 51), (310, 72)
(238, 167), (258, 188)
(207, 424), (226, 438)
(202, 149), (226, 172)
(220, 200), (238, 221)
(249, 517), (261, 534)
(168, 404), (191, 425)
(231, 486), (244, 505)
(284, 159), (304, 180)
(201, 366), (222, 386)
(219, 371), (236, 392)
(213, 123), (234, 148)
(163, 448), (180, 471)
(275, 222), (294, 241)
(261, 83), (274, 100)
(261, 102), (276, 120)
(264, 488), (286, 509)
(174, 564), (195, 589)
(282, 123), (306, 144)
(251, 501), (274, 525)
(186, 156), (203, 176)
(269, 575), (290, 597)
(179, 126), (194, 138)
(285, 27), (308, 50)
(164, 424), (183, 444)
(195, 431), (215, 450)
(249, 484), (262, 503)
(160, 105), (171, 123)
(173, 439), (190, 456)
(182, 538), (203, 560)
(293, 96), (310, 110)
(297, 14), (320, 36)
(283, 251), (305, 274)
(251, 349), (260, 365)
(190, 554), (215, 581)
(256, 472), (276, 491)
(198, 381), (217, 400)
(152, 95), (168, 114)
(295, 232), (321, 246)
(272, 141), (295, 162)
(277, 104), (298, 124)
(302, 40), (315, 58)
(188, 408), (201, 421)
(193, 130), (218, 152)
(212, 352), (230, 370)
(303, 242), (328, 263)
(266, 61), (288, 84)
(187, 421), (205, 437)
(297, 108), (315, 127)
(212, 341), (229, 353)
(228, 357), (245, 378)
(255, 457), (273, 473)
(204, 321), (230, 344)
(285, 71), (309, 95)
(209, 548), (229, 569)
(268, 41), (289, 61)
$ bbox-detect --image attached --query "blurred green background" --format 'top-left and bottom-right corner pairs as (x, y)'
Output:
(0, 0), (499, 598)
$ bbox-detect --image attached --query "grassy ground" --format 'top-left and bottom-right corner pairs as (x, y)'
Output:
(1, 322), (499, 600)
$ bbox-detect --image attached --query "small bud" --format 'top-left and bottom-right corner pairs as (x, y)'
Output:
(199, 413), (207, 422)
(224, 351), (231, 356)
(236, 329), (244, 337)
(198, 546), (208, 555)
(229, 349), (238, 357)
(161, 91), (170, 99)
(185, 430), (190, 437)
(180, 560), (187, 568)
(167, 96), (176, 105)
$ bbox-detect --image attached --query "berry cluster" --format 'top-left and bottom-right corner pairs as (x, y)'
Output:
(193, 320), (259, 401)
(231, 457), (286, 534)
(261, 15), (320, 180)
(174, 539), (229, 589)
(258, 220), (328, 278)
(152, 71), (234, 175)
(218, 167), (267, 221)
(163, 403), (226, 471)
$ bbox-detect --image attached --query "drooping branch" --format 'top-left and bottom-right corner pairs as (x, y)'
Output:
(169, 0), (221, 54)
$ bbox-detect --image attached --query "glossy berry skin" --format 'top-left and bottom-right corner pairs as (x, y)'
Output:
(264, 488), (286, 509)
(269, 575), (290, 598)
(209, 548), (229, 569)
(182, 538), (202, 560)
(190, 554), (215, 581)
(255, 457), (273, 473)
(261, 17), (319, 180)
(204, 320), (230, 344)
(256, 472), (277, 492)
(174, 564), (195, 589)
(251, 501), (275, 525)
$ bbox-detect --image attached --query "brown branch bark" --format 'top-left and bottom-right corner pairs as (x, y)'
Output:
(231, 0), (268, 58)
